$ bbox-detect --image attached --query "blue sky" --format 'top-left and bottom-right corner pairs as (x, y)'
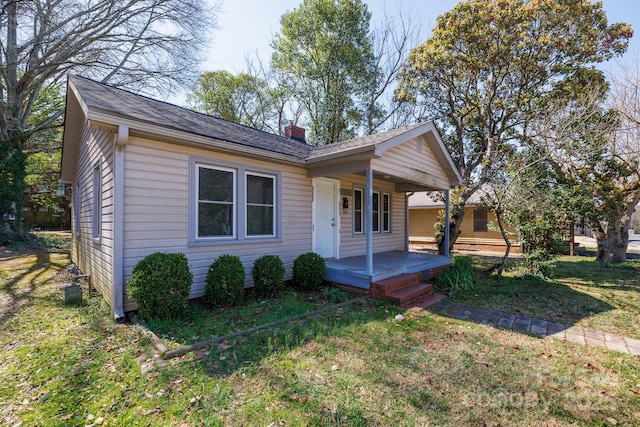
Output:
(202, 0), (640, 75)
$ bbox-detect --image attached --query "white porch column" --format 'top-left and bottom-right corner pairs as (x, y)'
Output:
(444, 190), (450, 257)
(366, 168), (373, 275)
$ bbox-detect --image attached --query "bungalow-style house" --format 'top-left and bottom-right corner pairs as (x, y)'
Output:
(408, 190), (521, 252)
(60, 75), (462, 319)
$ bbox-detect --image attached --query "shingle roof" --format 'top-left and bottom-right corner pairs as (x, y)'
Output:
(307, 122), (425, 159)
(69, 75), (312, 159)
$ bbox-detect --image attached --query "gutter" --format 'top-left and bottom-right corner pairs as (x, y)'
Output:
(111, 125), (127, 321)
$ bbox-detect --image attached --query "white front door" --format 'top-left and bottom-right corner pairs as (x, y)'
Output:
(313, 178), (339, 258)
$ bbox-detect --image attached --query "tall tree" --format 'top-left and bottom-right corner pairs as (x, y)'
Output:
(398, 0), (631, 254)
(187, 70), (270, 127)
(1, 0), (216, 235)
(271, 0), (376, 145)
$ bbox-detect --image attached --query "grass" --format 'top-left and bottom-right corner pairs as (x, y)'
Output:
(452, 255), (640, 339)
(1, 237), (640, 425)
(145, 288), (360, 350)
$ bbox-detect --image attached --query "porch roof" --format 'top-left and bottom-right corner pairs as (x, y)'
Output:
(306, 122), (462, 191)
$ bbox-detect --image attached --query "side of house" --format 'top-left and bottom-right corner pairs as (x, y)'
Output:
(408, 192), (521, 252)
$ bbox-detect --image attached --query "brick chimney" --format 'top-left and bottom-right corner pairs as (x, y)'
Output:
(285, 121), (306, 143)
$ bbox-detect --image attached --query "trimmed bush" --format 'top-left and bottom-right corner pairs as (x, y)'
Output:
(252, 254), (285, 297)
(292, 252), (326, 291)
(127, 252), (192, 320)
(205, 254), (246, 307)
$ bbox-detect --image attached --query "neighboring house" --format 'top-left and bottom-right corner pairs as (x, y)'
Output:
(408, 191), (521, 252)
(60, 76), (461, 319)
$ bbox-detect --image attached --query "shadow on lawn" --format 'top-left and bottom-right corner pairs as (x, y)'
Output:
(0, 249), (69, 326)
(437, 256), (619, 329)
(149, 296), (393, 378)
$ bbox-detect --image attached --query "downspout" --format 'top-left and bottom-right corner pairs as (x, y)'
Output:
(405, 192), (414, 252)
(444, 190), (451, 257)
(112, 125), (127, 321)
(366, 168), (373, 276)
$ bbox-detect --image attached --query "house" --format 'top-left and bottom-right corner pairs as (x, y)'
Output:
(408, 190), (521, 252)
(60, 75), (462, 319)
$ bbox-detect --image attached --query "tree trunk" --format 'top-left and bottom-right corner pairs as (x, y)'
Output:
(495, 209), (511, 277)
(437, 203), (464, 255)
(594, 213), (630, 264)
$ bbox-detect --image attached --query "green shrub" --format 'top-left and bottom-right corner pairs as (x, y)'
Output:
(127, 252), (192, 320)
(252, 254), (285, 297)
(292, 252), (326, 291)
(323, 286), (346, 303)
(520, 248), (555, 278)
(204, 254), (246, 307)
(437, 256), (479, 295)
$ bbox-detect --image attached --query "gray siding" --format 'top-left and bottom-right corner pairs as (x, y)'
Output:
(336, 174), (406, 259)
(71, 124), (116, 310)
(371, 137), (450, 190)
(122, 137), (313, 310)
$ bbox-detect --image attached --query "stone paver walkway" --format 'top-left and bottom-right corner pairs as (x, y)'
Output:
(424, 299), (640, 356)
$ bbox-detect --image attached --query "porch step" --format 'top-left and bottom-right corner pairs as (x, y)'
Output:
(390, 283), (434, 308)
(371, 272), (435, 307)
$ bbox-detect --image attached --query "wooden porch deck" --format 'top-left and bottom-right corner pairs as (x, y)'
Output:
(324, 250), (451, 289)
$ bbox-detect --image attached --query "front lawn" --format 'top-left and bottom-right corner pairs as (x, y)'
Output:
(453, 255), (640, 339)
(1, 242), (639, 426)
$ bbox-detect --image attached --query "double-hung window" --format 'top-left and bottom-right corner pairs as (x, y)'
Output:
(193, 160), (279, 243)
(372, 191), (380, 233)
(246, 173), (275, 237)
(353, 188), (363, 234)
(353, 189), (391, 234)
(382, 193), (390, 232)
(197, 165), (235, 238)
(92, 162), (101, 240)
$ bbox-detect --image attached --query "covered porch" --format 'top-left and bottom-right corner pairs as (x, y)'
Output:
(307, 121), (463, 291)
(324, 250), (451, 289)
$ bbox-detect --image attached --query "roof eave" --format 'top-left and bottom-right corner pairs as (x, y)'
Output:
(87, 110), (307, 166)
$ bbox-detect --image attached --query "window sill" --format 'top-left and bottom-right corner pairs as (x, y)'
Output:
(189, 237), (282, 247)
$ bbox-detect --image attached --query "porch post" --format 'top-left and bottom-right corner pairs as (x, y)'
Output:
(444, 190), (450, 257)
(366, 168), (373, 275)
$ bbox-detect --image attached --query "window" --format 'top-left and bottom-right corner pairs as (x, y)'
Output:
(75, 183), (80, 236)
(353, 188), (363, 234)
(382, 193), (390, 232)
(353, 188), (391, 234)
(473, 208), (488, 232)
(246, 173), (275, 237)
(92, 162), (101, 239)
(372, 191), (380, 232)
(192, 159), (280, 243)
(197, 165), (235, 238)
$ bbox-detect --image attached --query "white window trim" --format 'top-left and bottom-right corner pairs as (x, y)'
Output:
(189, 156), (282, 246)
(353, 188), (364, 234)
(75, 182), (80, 237)
(196, 163), (237, 240)
(245, 171), (276, 238)
(372, 191), (380, 233)
(92, 162), (101, 242)
(353, 187), (392, 236)
(382, 192), (391, 233)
